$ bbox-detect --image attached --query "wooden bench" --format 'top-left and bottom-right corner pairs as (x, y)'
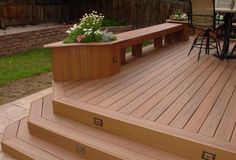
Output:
(115, 22), (189, 64)
(45, 23), (189, 81)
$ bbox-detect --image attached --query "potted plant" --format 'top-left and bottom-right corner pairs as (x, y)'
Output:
(169, 10), (188, 21)
(63, 11), (117, 43)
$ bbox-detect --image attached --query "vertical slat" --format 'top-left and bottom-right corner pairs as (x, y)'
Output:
(0, 1), (189, 28)
(120, 48), (126, 64)
(132, 43), (142, 57)
(154, 37), (163, 48)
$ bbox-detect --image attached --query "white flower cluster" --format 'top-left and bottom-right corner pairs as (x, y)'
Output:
(80, 11), (104, 24)
(170, 13), (188, 21)
(66, 24), (80, 34)
(64, 11), (117, 43)
(66, 11), (104, 35)
(94, 30), (103, 36)
(80, 11), (104, 31)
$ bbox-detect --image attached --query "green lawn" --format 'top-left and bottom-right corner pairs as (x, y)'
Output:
(0, 48), (52, 86)
(0, 41), (153, 86)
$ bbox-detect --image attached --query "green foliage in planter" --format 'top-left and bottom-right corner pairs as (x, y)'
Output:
(63, 26), (84, 43)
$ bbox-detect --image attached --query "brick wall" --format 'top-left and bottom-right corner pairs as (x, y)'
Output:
(0, 25), (69, 55)
(0, 25), (133, 56)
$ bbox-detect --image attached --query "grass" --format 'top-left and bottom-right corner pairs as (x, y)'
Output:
(0, 48), (52, 86)
(0, 40), (152, 86)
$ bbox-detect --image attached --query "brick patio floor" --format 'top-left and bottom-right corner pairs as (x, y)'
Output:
(0, 87), (52, 159)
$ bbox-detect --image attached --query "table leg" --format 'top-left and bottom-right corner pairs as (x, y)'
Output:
(221, 13), (233, 59)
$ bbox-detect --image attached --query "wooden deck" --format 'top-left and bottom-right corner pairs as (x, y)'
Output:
(53, 39), (236, 160)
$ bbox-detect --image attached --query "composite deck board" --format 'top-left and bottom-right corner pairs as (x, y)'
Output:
(57, 40), (236, 156)
(231, 123), (236, 143)
(142, 56), (214, 121)
(40, 95), (186, 160)
(184, 61), (236, 133)
(90, 48), (195, 106)
(126, 55), (212, 117)
(169, 61), (232, 129)
(99, 53), (200, 109)
(214, 86), (236, 142)
(155, 58), (220, 125)
(133, 55), (214, 119)
(66, 42), (190, 99)
(118, 53), (201, 114)
(199, 68), (236, 137)
(2, 119), (83, 160)
(74, 47), (189, 102)
(17, 118), (81, 160)
(28, 95), (187, 160)
(64, 46), (169, 96)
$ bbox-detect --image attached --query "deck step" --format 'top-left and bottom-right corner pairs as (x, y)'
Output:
(28, 95), (187, 160)
(1, 117), (84, 160)
(52, 80), (236, 160)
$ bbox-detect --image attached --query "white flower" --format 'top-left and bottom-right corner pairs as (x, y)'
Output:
(66, 30), (71, 34)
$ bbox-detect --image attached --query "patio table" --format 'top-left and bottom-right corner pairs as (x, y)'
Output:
(215, 7), (236, 59)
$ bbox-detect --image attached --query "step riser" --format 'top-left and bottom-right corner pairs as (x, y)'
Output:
(53, 100), (236, 160)
(28, 122), (123, 160)
(2, 143), (32, 160)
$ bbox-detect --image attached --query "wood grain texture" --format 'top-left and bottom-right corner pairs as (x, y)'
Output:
(47, 23), (187, 82)
(51, 45), (120, 81)
(132, 43), (143, 57)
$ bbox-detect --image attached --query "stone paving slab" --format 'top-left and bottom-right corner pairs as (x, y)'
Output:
(0, 87), (52, 160)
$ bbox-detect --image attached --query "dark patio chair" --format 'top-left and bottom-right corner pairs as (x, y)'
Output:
(188, 0), (221, 60)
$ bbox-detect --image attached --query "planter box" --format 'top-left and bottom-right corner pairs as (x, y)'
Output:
(166, 19), (191, 40)
(45, 42), (121, 81)
(45, 23), (187, 82)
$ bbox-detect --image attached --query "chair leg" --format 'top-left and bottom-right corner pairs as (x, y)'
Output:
(188, 36), (199, 56)
(217, 34), (222, 52)
(215, 39), (220, 57)
(209, 32), (221, 58)
(206, 36), (210, 55)
(228, 44), (236, 60)
(198, 35), (206, 61)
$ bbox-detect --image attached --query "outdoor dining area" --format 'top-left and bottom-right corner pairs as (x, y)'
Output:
(1, 1), (236, 160)
(187, 0), (236, 61)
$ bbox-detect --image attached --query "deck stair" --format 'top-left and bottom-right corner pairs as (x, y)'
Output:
(1, 44), (191, 160)
(2, 94), (187, 160)
(2, 25), (236, 160)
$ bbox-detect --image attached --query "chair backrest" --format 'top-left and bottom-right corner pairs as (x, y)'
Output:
(189, 0), (216, 30)
(215, 0), (235, 8)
